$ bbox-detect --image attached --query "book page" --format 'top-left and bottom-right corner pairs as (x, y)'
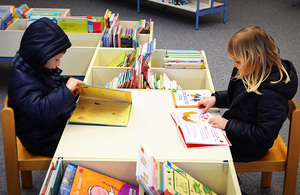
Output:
(169, 108), (231, 146)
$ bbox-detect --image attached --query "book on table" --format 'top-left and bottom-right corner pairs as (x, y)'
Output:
(69, 84), (132, 127)
(169, 108), (231, 148)
(171, 89), (212, 108)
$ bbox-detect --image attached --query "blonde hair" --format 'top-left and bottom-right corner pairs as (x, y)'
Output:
(227, 25), (290, 94)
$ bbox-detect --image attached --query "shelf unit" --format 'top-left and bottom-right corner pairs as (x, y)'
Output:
(137, 0), (227, 30)
(1, 7), (240, 194)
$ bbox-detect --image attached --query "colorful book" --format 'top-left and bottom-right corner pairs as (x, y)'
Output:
(57, 17), (88, 33)
(169, 108), (231, 148)
(171, 89), (212, 108)
(58, 163), (78, 195)
(108, 52), (126, 67)
(69, 84), (132, 127)
(69, 164), (139, 195)
(136, 145), (160, 195)
(163, 161), (218, 195)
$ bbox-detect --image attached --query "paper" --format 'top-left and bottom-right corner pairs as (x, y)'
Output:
(169, 108), (231, 147)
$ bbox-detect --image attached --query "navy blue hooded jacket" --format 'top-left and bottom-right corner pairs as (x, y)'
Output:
(7, 18), (75, 156)
(214, 59), (298, 162)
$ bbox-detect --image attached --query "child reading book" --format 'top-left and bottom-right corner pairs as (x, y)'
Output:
(198, 25), (298, 162)
(7, 18), (85, 156)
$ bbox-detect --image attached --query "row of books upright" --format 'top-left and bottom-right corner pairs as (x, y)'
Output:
(40, 158), (140, 195)
(101, 9), (151, 48)
(136, 146), (217, 195)
(0, 5), (14, 30)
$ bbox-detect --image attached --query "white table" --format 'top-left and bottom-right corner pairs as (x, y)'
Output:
(54, 90), (241, 194)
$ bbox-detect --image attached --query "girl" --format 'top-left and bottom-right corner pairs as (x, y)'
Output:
(198, 25), (298, 162)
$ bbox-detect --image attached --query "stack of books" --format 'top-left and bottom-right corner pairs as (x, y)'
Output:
(164, 50), (206, 69)
(0, 5), (14, 30)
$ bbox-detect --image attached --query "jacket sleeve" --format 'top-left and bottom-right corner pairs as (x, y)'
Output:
(10, 75), (75, 122)
(214, 90), (229, 108)
(224, 91), (288, 148)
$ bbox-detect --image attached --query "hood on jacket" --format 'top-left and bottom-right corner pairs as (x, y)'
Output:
(261, 59), (298, 100)
(19, 17), (71, 72)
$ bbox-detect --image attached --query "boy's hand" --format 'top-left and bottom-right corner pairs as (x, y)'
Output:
(66, 78), (85, 97)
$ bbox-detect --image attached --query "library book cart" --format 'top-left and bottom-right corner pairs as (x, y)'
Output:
(137, 0), (227, 30)
(0, 8), (240, 195)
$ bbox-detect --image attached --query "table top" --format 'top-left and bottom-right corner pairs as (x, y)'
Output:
(54, 90), (233, 162)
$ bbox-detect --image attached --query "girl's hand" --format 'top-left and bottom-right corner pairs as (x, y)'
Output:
(209, 116), (228, 130)
(66, 78), (85, 97)
(198, 96), (216, 113)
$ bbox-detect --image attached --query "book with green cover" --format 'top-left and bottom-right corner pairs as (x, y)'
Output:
(108, 52), (126, 67)
(69, 84), (132, 127)
(163, 161), (218, 195)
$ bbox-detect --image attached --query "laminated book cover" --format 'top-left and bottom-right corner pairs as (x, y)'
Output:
(163, 161), (218, 195)
(70, 165), (139, 195)
(57, 17), (88, 33)
(69, 84), (132, 127)
(171, 89), (212, 108)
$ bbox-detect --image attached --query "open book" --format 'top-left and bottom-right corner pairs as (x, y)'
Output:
(169, 108), (231, 148)
(69, 84), (132, 127)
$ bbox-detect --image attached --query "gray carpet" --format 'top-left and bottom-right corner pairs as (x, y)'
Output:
(0, 0), (299, 194)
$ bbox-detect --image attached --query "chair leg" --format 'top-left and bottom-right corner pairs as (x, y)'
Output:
(21, 170), (33, 187)
(261, 172), (273, 188)
(5, 166), (21, 195)
(283, 162), (298, 195)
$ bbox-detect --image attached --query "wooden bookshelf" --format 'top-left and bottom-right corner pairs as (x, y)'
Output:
(137, 0), (227, 30)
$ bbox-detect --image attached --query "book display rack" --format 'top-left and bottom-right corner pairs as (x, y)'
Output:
(0, 6), (240, 195)
(137, 0), (227, 30)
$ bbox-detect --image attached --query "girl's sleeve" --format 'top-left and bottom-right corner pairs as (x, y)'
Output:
(214, 90), (229, 108)
(224, 91), (288, 149)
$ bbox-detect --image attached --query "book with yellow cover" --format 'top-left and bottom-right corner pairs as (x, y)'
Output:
(68, 164), (139, 195)
(163, 161), (217, 195)
(57, 17), (88, 33)
(69, 84), (132, 127)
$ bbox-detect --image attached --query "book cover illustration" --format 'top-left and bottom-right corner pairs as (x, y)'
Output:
(172, 89), (211, 108)
(69, 84), (132, 127)
(136, 145), (159, 195)
(70, 165), (139, 195)
(163, 161), (217, 195)
(169, 108), (231, 148)
(58, 163), (78, 195)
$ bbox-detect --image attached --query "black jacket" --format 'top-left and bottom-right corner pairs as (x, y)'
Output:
(214, 59), (298, 162)
(7, 18), (74, 156)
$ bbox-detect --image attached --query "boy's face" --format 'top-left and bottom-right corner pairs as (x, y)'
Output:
(44, 53), (65, 70)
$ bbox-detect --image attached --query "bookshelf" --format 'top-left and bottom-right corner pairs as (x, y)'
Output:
(0, 7), (240, 194)
(137, 0), (227, 30)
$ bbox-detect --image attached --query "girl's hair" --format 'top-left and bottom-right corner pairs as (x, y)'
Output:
(227, 25), (290, 94)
